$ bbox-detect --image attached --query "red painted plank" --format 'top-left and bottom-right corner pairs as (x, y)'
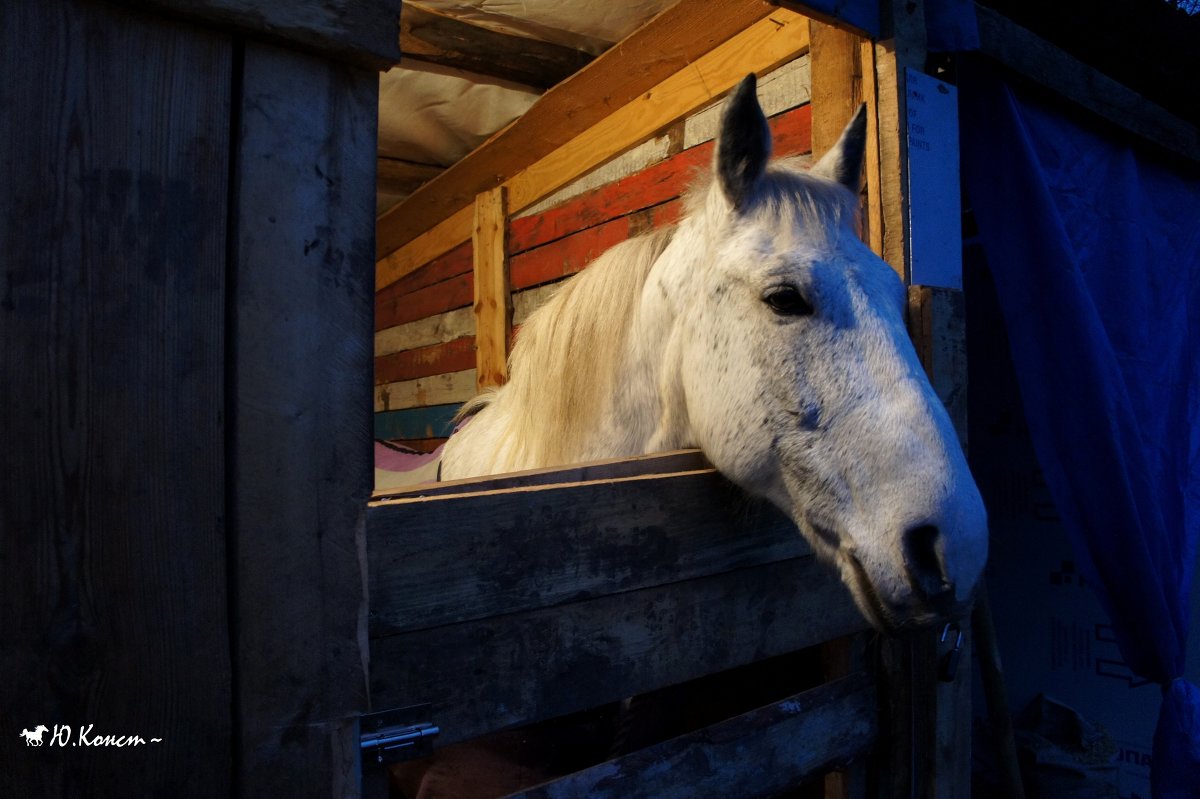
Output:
(510, 201), (681, 291)
(375, 336), (476, 385)
(509, 104), (813, 254)
(376, 272), (473, 330)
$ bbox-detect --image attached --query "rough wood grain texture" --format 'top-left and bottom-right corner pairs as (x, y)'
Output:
(509, 672), (878, 799)
(375, 367), (477, 411)
(376, 0), (780, 259)
(0, 3), (232, 796)
(377, 156), (444, 197)
(808, 19), (863, 158)
(907, 286), (968, 447)
(976, 5), (1200, 164)
(771, 0), (880, 37)
(375, 7), (813, 290)
(860, 37), (884, 257)
(473, 186), (511, 390)
(373, 449), (710, 499)
(368, 468), (821, 636)
(114, 0), (401, 68)
(229, 41), (375, 798)
(375, 335), (476, 384)
(401, 4), (592, 89)
(370, 555), (866, 746)
(503, 11), (811, 215)
(871, 0), (926, 280)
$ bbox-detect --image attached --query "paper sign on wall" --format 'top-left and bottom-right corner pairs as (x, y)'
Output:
(906, 69), (962, 290)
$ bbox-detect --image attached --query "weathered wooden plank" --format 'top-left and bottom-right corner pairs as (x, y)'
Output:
(473, 186), (511, 390)
(374, 448), (711, 499)
(375, 368), (477, 412)
(510, 201), (682, 290)
(976, 5), (1200, 164)
(509, 672), (878, 799)
(375, 9), (812, 289)
(504, 11), (811, 215)
(401, 4), (592, 89)
(773, 0), (880, 37)
(229, 41), (374, 798)
(860, 37), (884, 258)
(0, 3), (232, 796)
(808, 20), (863, 158)
(377, 265), (474, 329)
(369, 468), (811, 635)
(376, 0), (780, 259)
(369, 555), (866, 747)
(377, 156), (444, 197)
(373, 404), (461, 440)
(114, 0), (401, 68)
(375, 335), (476, 384)
(510, 103), (815, 255)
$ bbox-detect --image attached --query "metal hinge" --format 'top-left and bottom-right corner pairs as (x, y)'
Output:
(360, 704), (440, 767)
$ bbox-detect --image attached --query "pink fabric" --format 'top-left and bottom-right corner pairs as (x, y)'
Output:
(374, 441), (444, 473)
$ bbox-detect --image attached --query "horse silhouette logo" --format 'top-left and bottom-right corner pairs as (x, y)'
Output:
(21, 725), (49, 746)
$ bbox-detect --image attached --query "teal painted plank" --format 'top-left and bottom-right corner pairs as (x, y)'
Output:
(375, 404), (460, 440)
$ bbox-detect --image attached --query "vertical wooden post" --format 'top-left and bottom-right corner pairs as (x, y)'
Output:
(229, 40), (375, 798)
(809, 19), (870, 799)
(473, 186), (512, 391)
(867, 4), (973, 797)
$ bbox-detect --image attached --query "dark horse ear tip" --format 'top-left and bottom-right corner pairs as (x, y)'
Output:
(717, 73), (771, 210)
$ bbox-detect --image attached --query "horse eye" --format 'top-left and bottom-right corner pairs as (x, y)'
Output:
(763, 286), (813, 316)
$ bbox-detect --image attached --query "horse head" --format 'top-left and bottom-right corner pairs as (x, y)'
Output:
(648, 75), (987, 633)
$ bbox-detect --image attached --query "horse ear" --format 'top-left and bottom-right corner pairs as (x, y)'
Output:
(716, 74), (771, 211)
(811, 104), (867, 191)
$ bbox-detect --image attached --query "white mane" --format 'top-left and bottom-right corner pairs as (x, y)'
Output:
(458, 226), (674, 468)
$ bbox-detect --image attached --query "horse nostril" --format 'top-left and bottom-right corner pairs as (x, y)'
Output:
(903, 524), (955, 600)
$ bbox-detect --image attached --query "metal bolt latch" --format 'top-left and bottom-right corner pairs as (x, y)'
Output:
(938, 622), (965, 682)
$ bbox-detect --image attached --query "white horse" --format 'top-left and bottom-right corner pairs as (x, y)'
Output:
(439, 74), (987, 633)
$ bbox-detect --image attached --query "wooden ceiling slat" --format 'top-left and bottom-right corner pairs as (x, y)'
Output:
(376, 0), (783, 261)
(400, 5), (594, 90)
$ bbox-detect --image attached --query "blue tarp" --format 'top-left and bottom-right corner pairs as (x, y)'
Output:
(960, 64), (1200, 797)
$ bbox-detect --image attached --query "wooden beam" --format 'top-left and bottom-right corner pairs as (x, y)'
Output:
(401, 4), (593, 90)
(472, 186), (511, 390)
(976, 5), (1200, 164)
(376, 0), (782, 260)
(114, 0), (401, 69)
(508, 672), (879, 799)
(377, 7), (812, 290)
(377, 156), (443, 196)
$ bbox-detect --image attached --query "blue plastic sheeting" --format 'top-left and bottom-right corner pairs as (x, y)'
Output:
(960, 65), (1200, 797)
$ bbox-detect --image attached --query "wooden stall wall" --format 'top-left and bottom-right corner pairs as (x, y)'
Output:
(373, 57), (815, 453)
(1, 1), (393, 796)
